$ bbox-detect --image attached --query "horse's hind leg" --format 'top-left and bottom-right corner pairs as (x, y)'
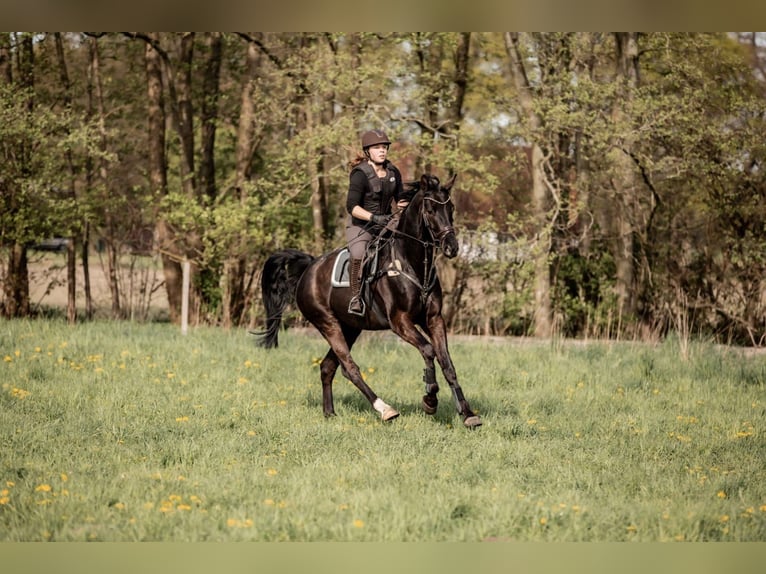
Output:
(319, 349), (339, 417)
(318, 327), (361, 418)
(318, 323), (398, 422)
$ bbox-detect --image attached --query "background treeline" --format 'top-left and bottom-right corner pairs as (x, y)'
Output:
(1, 32), (765, 345)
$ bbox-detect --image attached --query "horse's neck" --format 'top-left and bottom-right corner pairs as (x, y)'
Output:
(393, 202), (431, 276)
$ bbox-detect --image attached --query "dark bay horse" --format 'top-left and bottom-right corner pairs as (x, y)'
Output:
(255, 174), (481, 428)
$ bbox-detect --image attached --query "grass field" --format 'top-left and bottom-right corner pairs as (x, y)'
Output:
(1, 319), (764, 541)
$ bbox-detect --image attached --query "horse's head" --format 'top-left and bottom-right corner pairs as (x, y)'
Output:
(420, 173), (459, 259)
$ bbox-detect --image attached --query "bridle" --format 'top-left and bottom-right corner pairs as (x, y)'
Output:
(422, 195), (456, 247)
(378, 191), (457, 303)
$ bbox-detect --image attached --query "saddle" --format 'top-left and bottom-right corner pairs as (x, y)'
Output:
(331, 246), (404, 286)
(331, 248), (381, 288)
(331, 214), (403, 310)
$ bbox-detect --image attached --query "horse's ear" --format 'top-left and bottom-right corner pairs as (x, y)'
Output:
(419, 173), (430, 188)
(444, 173), (457, 192)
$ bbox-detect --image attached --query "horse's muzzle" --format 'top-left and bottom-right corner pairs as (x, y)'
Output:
(442, 231), (459, 259)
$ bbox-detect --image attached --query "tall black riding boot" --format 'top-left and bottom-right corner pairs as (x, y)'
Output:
(348, 257), (365, 316)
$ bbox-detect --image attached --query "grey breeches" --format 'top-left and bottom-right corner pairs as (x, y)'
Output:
(345, 223), (372, 259)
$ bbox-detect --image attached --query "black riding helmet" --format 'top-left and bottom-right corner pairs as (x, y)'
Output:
(361, 129), (391, 151)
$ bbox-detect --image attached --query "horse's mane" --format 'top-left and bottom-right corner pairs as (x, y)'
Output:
(401, 175), (440, 203)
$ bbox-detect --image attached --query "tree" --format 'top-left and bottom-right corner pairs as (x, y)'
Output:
(503, 32), (553, 337)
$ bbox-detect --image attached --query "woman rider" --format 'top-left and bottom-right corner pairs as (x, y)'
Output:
(345, 129), (411, 315)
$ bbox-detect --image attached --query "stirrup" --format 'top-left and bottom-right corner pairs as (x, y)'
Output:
(348, 297), (365, 316)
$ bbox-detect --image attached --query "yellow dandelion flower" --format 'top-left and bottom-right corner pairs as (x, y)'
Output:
(0, 496), (9, 505)
(267, 468), (278, 476)
(35, 484), (52, 492)
(539, 517), (548, 526)
(244, 360), (253, 368)
(626, 524), (638, 533)
(263, 498), (275, 506)
(113, 502), (126, 510)
(760, 505), (766, 513)
(177, 504), (192, 511)
(3, 356), (12, 363)
(339, 504), (349, 511)
(353, 519), (365, 528)
(227, 518), (239, 527)
(720, 515), (729, 523)
(6, 481), (14, 488)
(175, 416), (189, 422)
(717, 491), (727, 499)
(60, 473), (68, 482)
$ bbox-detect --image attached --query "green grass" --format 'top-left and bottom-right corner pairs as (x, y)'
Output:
(1, 319), (765, 541)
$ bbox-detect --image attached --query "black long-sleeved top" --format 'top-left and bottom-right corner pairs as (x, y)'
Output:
(346, 161), (404, 227)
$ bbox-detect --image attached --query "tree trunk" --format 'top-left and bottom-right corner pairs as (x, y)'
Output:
(145, 33), (183, 322)
(54, 33), (79, 324)
(198, 32), (222, 202)
(5, 245), (30, 318)
(609, 33), (640, 320)
(89, 35), (120, 318)
(505, 32), (553, 337)
(3, 34), (34, 319)
(174, 32), (197, 198)
(222, 37), (260, 327)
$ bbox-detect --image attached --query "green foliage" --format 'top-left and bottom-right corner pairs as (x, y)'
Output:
(1, 320), (765, 541)
(0, 84), (96, 244)
(551, 246), (619, 338)
(5, 32), (766, 341)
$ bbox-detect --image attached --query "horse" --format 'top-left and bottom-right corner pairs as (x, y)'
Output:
(254, 173), (482, 429)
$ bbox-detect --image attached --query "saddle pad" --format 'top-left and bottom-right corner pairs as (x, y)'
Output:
(331, 249), (351, 288)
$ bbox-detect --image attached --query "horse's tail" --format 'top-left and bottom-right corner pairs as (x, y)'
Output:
(253, 248), (315, 349)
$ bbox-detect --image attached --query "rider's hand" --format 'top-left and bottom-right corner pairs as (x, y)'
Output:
(371, 213), (392, 226)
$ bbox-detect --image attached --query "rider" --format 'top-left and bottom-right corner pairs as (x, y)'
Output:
(345, 129), (410, 316)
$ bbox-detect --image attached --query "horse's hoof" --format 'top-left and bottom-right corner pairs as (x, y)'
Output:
(463, 415), (482, 429)
(421, 395), (438, 415)
(382, 407), (400, 422)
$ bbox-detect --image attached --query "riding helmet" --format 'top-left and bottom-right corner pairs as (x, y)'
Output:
(361, 129), (391, 150)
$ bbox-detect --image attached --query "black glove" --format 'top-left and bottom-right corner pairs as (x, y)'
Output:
(371, 213), (392, 226)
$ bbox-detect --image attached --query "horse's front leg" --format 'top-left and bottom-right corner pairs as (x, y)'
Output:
(426, 312), (482, 429)
(387, 310), (442, 415)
